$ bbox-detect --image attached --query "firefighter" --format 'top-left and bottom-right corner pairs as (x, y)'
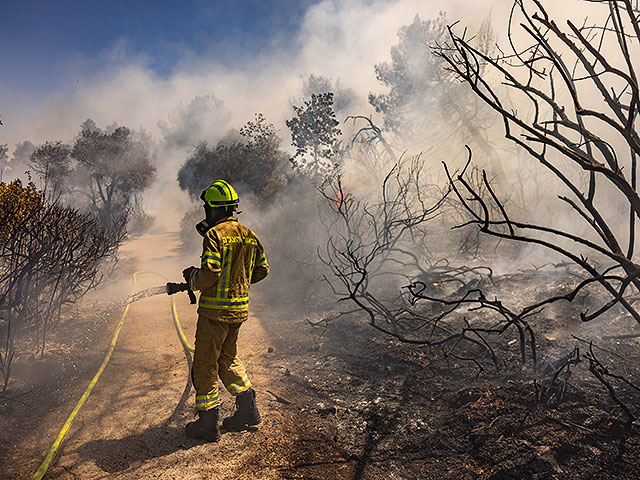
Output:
(182, 179), (269, 442)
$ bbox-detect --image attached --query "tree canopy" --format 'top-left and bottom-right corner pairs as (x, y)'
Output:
(28, 120), (156, 229)
(286, 92), (342, 180)
(177, 113), (287, 203)
(369, 13), (497, 156)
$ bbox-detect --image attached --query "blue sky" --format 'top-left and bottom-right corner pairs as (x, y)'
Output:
(0, 0), (321, 92)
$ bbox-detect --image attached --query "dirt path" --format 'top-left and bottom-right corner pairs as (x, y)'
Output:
(43, 288), (280, 479)
(1, 228), (351, 480)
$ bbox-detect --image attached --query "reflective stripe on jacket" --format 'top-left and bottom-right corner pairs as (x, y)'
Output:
(189, 216), (269, 323)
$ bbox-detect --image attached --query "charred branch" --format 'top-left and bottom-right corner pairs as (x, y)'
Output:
(434, 1), (640, 324)
(0, 180), (124, 391)
(585, 343), (639, 424)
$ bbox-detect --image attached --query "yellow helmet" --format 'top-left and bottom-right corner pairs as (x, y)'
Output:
(200, 180), (239, 208)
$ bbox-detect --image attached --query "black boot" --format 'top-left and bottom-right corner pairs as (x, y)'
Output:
(222, 388), (261, 431)
(185, 407), (221, 441)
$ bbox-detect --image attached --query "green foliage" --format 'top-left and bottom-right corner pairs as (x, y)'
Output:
(369, 13), (495, 149)
(29, 120), (156, 231)
(0, 179), (43, 226)
(177, 113), (287, 203)
(72, 125), (155, 224)
(302, 74), (357, 116)
(286, 92), (342, 180)
(369, 13), (450, 135)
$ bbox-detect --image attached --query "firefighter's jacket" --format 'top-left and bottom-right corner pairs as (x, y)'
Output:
(188, 216), (269, 323)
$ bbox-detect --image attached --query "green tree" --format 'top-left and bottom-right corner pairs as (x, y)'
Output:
(72, 125), (155, 226)
(177, 113), (287, 203)
(302, 74), (358, 117)
(29, 120), (156, 230)
(286, 92), (342, 179)
(369, 13), (500, 175)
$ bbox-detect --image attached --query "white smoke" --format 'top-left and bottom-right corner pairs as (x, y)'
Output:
(0, 0), (589, 225)
(0, 0), (513, 143)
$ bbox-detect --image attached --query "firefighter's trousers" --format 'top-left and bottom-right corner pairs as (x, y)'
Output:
(192, 315), (252, 411)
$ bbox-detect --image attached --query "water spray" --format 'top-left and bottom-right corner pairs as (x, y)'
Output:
(126, 282), (196, 305)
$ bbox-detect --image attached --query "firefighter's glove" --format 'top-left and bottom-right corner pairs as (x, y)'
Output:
(182, 266), (197, 286)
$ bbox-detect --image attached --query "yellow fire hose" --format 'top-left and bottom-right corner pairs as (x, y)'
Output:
(31, 271), (194, 480)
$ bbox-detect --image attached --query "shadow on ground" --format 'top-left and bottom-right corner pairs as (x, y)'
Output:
(71, 424), (188, 474)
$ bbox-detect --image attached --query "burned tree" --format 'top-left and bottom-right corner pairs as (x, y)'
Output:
(316, 116), (553, 375)
(318, 156), (508, 373)
(319, 157), (444, 340)
(409, 0), (640, 418)
(318, 2), (640, 392)
(0, 180), (124, 392)
(435, 0), (640, 326)
(346, 115), (399, 171)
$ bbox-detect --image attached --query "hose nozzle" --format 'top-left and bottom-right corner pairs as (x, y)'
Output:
(166, 282), (196, 304)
